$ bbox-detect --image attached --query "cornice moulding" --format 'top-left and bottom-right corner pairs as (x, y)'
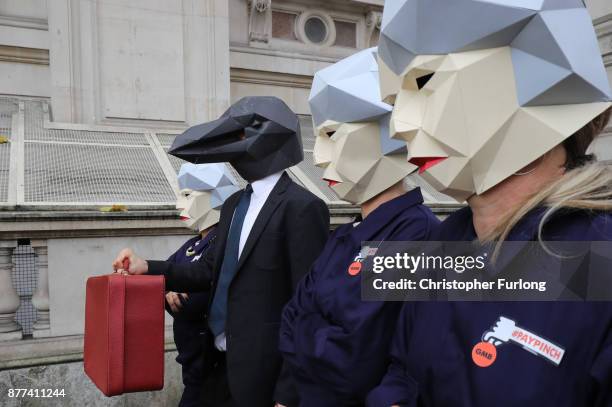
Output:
(0, 45), (49, 65)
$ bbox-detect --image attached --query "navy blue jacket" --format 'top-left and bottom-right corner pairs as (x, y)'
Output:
(166, 230), (216, 407)
(280, 188), (440, 406)
(166, 230), (216, 320)
(367, 207), (612, 407)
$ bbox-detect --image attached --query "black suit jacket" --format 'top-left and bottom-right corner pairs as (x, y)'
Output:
(148, 172), (330, 406)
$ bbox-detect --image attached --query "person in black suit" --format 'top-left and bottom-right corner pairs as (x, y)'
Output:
(112, 97), (330, 407)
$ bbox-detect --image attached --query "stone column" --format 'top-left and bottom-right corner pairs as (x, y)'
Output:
(31, 240), (51, 338)
(0, 241), (21, 340)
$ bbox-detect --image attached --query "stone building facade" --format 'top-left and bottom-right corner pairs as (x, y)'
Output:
(0, 0), (610, 405)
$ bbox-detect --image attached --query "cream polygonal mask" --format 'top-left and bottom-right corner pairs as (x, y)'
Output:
(309, 47), (417, 204)
(379, 0), (612, 201)
(176, 163), (240, 233)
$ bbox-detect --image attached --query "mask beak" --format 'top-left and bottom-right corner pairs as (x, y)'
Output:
(168, 117), (247, 162)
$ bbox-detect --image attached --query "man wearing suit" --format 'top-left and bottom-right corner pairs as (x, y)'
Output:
(112, 97), (329, 407)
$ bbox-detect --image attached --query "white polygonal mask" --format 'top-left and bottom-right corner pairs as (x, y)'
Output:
(379, 0), (612, 201)
(175, 163), (240, 233)
(310, 47), (417, 204)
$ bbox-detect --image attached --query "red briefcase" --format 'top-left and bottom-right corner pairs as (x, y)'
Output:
(84, 274), (165, 396)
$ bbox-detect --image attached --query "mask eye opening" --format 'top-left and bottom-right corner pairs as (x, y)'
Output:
(416, 73), (434, 90)
(326, 131), (336, 137)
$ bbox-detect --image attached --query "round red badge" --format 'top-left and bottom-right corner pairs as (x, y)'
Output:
(348, 262), (362, 276)
(472, 341), (497, 368)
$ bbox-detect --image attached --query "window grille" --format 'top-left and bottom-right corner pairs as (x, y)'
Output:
(21, 100), (175, 205)
(0, 95), (462, 207)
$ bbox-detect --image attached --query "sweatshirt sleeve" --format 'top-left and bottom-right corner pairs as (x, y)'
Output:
(366, 303), (419, 407)
(590, 320), (612, 407)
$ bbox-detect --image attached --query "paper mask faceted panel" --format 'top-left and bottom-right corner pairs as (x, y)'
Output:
(176, 163), (240, 233)
(309, 47), (392, 127)
(169, 96), (304, 182)
(379, 0), (612, 201)
(309, 47), (417, 204)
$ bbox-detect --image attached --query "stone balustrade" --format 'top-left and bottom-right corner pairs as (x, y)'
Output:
(0, 241), (21, 341)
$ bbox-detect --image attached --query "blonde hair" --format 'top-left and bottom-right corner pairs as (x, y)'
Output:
(483, 107), (612, 254)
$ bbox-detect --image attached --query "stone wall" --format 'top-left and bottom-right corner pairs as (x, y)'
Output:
(0, 2), (610, 406)
(0, 351), (182, 406)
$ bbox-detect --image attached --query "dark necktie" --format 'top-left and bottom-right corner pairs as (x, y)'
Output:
(208, 184), (253, 336)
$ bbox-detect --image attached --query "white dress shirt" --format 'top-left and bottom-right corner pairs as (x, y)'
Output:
(214, 171), (283, 351)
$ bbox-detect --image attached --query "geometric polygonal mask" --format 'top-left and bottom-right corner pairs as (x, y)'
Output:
(310, 47), (417, 204)
(379, 0), (612, 201)
(175, 163), (240, 232)
(169, 96), (304, 182)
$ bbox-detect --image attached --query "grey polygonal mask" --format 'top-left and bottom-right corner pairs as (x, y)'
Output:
(169, 96), (304, 182)
(379, 0), (611, 107)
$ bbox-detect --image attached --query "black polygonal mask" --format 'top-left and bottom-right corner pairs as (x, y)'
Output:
(169, 96), (303, 182)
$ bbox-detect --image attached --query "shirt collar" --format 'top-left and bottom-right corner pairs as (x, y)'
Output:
(250, 171), (283, 199)
(199, 226), (216, 246)
(337, 188), (425, 243)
